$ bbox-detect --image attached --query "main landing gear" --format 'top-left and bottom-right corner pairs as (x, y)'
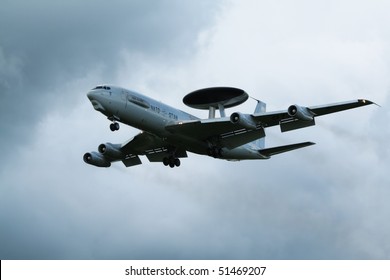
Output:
(162, 146), (181, 168)
(110, 122), (120, 131)
(163, 156), (181, 168)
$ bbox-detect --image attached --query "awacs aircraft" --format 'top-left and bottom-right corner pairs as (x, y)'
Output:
(83, 85), (374, 168)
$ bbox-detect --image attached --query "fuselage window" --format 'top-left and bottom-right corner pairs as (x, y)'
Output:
(92, 86), (111, 90)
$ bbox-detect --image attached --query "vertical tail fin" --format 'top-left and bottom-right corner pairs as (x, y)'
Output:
(253, 99), (266, 149)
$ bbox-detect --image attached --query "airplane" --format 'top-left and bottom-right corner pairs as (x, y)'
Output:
(83, 85), (374, 168)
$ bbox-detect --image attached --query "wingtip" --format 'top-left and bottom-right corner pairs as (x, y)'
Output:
(358, 99), (380, 107)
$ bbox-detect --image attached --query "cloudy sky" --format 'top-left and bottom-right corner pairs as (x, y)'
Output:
(1, 0), (389, 259)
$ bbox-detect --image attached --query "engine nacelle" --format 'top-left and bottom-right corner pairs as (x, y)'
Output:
(98, 143), (123, 159)
(230, 112), (257, 130)
(287, 104), (315, 121)
(83, 152), (111, 167)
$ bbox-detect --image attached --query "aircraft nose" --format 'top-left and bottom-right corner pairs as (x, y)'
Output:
(87, 91), (97, 101)
(86, 90), (106, 113)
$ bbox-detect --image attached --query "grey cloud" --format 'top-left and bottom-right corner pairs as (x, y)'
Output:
(0, 120), (389, 259)
(0, 0), (222, 155)
(0, 0), (225, 259)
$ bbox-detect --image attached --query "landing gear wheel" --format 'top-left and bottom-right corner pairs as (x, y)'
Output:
(174, 158), (181, 167)
(110, 122), (120, 131)
(163, 156), (181, 168)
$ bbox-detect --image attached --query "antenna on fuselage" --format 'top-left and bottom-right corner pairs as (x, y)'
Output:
(249, 96), (267, 114)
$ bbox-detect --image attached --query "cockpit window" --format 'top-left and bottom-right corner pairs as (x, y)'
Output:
(92, 86), (111, 90)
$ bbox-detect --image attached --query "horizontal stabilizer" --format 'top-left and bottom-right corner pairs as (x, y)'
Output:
(259, 141), (315, 158)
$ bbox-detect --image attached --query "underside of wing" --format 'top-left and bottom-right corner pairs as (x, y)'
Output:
(166, 118), (266, 149)
(84, 132), (187, 167)
(251, 99), (375, 129)
(122, 132), (188, 163)
(308, 99), (374, 116)
(252, 99), (375, 132)
(166, 118), (235, 139)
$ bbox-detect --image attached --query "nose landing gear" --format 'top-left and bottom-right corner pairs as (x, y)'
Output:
(110, 122), (120, 131)
(108, 115), (120, 131)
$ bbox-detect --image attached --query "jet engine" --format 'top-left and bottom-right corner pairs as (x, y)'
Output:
(83, 152), (111, 167)
(98, 143), (123, 159)
(287, 104), (315, 121)
(230, 112), (257, 130)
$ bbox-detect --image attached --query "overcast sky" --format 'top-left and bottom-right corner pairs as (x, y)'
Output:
(1, 0), (389, 260)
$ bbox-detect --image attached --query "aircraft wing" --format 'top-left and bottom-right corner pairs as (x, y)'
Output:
(307, 99), (374, 116)
(84, 131), (187, 168)
(120, 132), (187, 165)
(166, 118), (267, 149)
(251, 99), (374, 129)
(166, 99), (374, 148)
